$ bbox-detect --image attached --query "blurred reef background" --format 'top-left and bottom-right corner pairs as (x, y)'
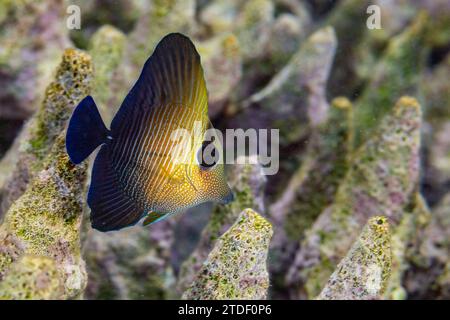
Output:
(0, 0), (449, 300)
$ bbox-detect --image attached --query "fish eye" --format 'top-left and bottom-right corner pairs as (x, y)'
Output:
(197, 140), (219, 170)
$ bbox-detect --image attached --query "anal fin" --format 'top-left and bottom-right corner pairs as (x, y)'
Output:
(88, 145), (144, 232)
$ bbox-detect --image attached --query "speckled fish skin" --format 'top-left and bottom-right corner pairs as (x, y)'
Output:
(66, 33), (233, 232)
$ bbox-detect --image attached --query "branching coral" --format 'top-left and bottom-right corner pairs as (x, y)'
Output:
(0, 48), (93, 218)
(287, 96), (422, 298)
(0, 133), (88, 299)
(0, 0), (70, 120)
(177, 158), (267, 293)
(318, 216), (392, 300)
(182, 209), (273, 300)
(0, 0), (448, 301)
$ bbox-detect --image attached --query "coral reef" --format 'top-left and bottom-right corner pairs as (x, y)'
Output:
(80, 25), (177, 300)
(268, 97), (353, 295)
(318, 216), (392, 300)
(177, 158), (266, 293)
(242, 26), (337, 145)
(0, 48), (93, 218)
(88, 25), (126, 124)
(383, 193), (431, 299)
(271, 97), (353, 240)
(0, 0), (70, 120)
(352, 12), (428, 147)
(287, 96), (422, 298)
(403, 192), (450, 299)
(182, 209), (273, 300)
(0, 134), (88, 299)
(83, 221), (176, 300)
(0, 0), (449, 301)
(0, 255), (64, 300)
(197, 33), (242, 117)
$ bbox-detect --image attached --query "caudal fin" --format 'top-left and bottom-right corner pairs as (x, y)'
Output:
(66, 96), (109, 164)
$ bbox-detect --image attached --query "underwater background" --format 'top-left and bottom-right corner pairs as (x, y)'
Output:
(0, 0), (449, 299)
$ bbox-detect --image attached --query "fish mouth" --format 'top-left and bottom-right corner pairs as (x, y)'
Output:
(219, 191), (235, 204)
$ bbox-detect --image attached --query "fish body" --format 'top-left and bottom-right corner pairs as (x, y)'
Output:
(66, 33), (233, 231)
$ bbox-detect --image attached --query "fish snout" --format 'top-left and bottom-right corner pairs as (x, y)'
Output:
(219, 190), (235, 205)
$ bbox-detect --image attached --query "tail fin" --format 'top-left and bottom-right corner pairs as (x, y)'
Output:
(66, 96), (109, 164)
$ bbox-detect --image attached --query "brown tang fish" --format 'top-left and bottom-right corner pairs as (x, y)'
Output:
(66, 33), (234, 232)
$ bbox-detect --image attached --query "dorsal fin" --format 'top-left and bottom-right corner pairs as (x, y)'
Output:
(111, 33), (208, 133)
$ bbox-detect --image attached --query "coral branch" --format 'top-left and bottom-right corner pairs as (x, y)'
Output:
(89, 25), (126, 124)
(403, 192), (450, 299)
(83, 220), (176, 299)
(0, 49), (93, 218)
(243, 26), (337, 142)
(268, 97), (353, 296)
(177, 158), (266, 293)
(384, 193), (431, 299)
(287, 96), (422, 298)
(352, 12), (428, 147)
(182, 209), (273, 300)
(317, 216), (392, 300)
(0, 133), (88, 299)
(0, 0), (70, 120)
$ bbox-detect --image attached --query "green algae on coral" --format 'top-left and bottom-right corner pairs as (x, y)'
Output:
(268, 97), (353, 295)
(244, 26), (337, 145)
(83, 221), (176, 300)
(403, 192), (450, 299)
(127, 0), (195, 77)
(177, 159), (266, 293)
(274, 98), (353, 240)
(197, 33), (242, 117)
(182, 209), (273, 300)
(384, 193), (431, 300)
(352, 12), (428, 147)
(0, 48), (93, 217)
(89, 25), (126, 124)
(325, 0), (371, 97)
(0, 255), (64, 300)
(287, 96), (422, 299)
(30, 49), (93, 159)
(235, 0), (274, 61)
(0, 0), (70, 120)
(317, 216), (392, 300)
(0, 134), (88, 299)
